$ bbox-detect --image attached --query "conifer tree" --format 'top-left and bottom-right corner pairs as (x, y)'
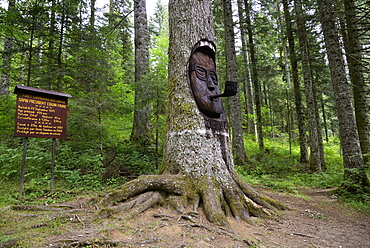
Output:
(223, 0), (248, 164)
(317, 0), (370, 190)
(131, 0), (152, 145)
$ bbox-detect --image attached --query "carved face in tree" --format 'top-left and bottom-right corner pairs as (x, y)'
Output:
(188, 40), (223, 118)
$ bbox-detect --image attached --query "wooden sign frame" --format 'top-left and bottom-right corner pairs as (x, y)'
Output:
(14, 85), (71, 139)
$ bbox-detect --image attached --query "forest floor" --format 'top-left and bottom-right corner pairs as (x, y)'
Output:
(1, 187), (369, 248)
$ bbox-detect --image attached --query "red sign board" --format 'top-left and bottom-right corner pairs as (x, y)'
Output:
(14, 85), (72, 139)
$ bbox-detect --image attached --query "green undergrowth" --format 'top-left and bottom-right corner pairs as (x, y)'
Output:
(0, 136), (369, 212)
(238, 136), (370, 212)
(0, 138), (159, 209)
(0, 180), (101, 209)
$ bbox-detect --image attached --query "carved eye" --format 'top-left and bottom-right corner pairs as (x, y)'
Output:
(209, 71), (218, 84)
(194, 66), (218, 83)
(196, 66), (207, 80)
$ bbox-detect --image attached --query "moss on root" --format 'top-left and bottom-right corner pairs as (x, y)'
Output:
(92, 174), (286, 227)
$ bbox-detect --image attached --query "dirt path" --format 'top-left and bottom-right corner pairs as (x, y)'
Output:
(1, 187), (369, 247)
(252, 188), (370, 247)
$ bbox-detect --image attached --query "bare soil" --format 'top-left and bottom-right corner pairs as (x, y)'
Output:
(1, 187), (369, 247)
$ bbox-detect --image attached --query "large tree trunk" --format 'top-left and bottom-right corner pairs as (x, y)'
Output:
(223, 0), (248, 164)
(295, 0), (326, 171)
(131, 0), (152, 144)
(342, 0), (370, 165)
(95, 0), (285, 227)
(282, 0), (309, 163)
(317, 0), (369, 190)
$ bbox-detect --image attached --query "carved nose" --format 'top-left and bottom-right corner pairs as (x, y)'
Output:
(207, 78), (216, 91)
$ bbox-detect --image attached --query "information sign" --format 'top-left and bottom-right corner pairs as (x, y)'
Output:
(14, 85), (71, 139)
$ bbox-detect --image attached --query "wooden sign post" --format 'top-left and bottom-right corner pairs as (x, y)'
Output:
(14, 85), (71, 199)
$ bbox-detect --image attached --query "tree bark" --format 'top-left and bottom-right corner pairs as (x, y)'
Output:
(56, 0), (65, 92)
(342, 0), (370, 165)
(223, 0), (248, 164)
(294, 0), (326, 171)
(0, 1), (15, 95)
(131, 0), (152, 144)
(45, 0), (56, 91)
(1, 38), (12, 95)
(282, 0), (309, 163)
(90, 0), (96, 31)
(244, 0), (264, 150)
(237, 0), (256, 136)
(317, 0), (369, 190)
(95, 0), (285, 227)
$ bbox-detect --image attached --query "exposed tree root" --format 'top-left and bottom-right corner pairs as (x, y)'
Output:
(0, 205), (74, 212)
(93, 174), (287, 227)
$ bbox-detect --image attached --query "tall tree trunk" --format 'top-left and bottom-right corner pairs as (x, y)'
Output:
(294, 0), (325, 171)
(27, 2), (38, 87)
(57, 0), (65, 92)
(342, 0), (370, 164)
(46, 0), (56, 90)
(320, 93), (329, 142)
(282, 0), (309, 163)
(0, 0), (15, 95)
(237, 0), (256, 136)
(0, 36), (13, 94)
(244, 0), (264, 150)
(223, 0), (248, 164)
(131, 0), (152, 144)
(96, 0), (285, 227)
(90, 0), (96, 30)
(317, 0), (370, 190)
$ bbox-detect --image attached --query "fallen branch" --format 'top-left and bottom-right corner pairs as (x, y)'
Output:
(291, 232), (316, 239)
(179, 223), (213, 232)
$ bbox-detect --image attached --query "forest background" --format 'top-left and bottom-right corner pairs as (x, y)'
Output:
(0, 0), (369, 214)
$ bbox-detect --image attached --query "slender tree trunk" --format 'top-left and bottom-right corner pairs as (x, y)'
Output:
(109, 0), (114, 13)
(223, 0), (248, 164)
(237, 0), (256, 136)
(1, 37), (13, 94)
(294, 0), (325, 171)
(280, 34), (292, 146)
(282, 0), (309, 163)
(90, 0), (96, 30)
(244, 0), (264, 150)
(0, 0), (15, 95)
(56, 1), (65, 92)
(131, 0), (152, 144)
(267, 86), (274, 137)
(342, 0), (370, 164)
(320, 94), (329, 142)
(46, 0), (56, 90)
(317, 0), (369, 190)
(285, 89), (292, 154)
(27, 7), (37, 87)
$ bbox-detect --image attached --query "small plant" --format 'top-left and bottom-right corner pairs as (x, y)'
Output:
(301, 209), (329, 220)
